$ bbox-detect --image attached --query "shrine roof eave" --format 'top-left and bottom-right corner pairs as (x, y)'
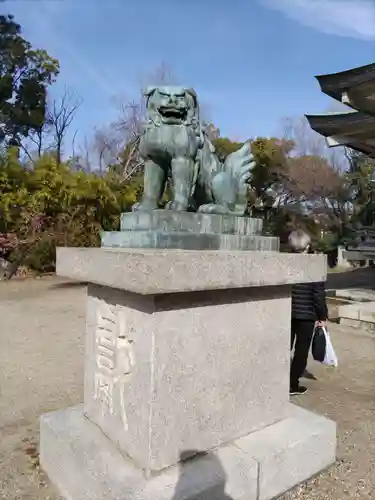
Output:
(305, 113), (375, 158)
(305, 111), (375, 135)
(316, 64), (375, 115)
(316, 63), (375, 101)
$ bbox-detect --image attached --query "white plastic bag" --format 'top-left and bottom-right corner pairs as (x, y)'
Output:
(322, 328), (338, 367)
(312, 325), (338, 367)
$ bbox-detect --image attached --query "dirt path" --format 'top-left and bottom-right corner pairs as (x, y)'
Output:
(0, 277), (375, 499)
(0, 278), (85, 499)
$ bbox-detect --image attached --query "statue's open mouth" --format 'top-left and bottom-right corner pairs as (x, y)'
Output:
(158, 106), (187, 122)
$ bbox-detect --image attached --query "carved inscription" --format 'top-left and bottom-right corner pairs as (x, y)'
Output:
(93, 300), (135, 430)
(115, 335), (135, 431)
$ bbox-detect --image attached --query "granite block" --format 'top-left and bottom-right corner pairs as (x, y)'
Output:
(40, 405), (259, 500)
(40, 404), (336, 500)
(335, 289), (375, 302)
(56, 248), (327, 295)
(84, 284), (290, 472)
(235, 404), (337, 500)
(101, 230), (279, 251)
(120, 210), (263, 235)
(359, 303), (375, 323)
(337, 301), (375, 323)
(338, 303), (360, 321)
(339, 318), (375, 332)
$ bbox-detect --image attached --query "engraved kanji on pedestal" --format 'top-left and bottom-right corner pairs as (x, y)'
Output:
(93, 300), (135, 430)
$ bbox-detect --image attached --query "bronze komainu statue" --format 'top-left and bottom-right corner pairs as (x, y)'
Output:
(133, 86), (255, 216)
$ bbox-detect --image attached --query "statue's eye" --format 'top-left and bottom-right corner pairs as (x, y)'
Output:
(159, 92), (170, 97)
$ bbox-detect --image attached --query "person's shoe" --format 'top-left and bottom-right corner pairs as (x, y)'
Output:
(290, 385), (308, 396)
(302, 369), (317, 381)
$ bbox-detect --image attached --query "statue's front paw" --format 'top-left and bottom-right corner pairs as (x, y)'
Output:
(166, 200), (188, 211)
(132, 200), (159, 212)
(198, 204), (230, 215)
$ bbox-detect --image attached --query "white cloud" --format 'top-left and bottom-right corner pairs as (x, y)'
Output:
(260, 0), (375, 40)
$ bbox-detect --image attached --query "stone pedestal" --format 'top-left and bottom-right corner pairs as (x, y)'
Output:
(101, 211), (279, 251)
(40, 247), (336, 500)
(85, 282), (290, 473)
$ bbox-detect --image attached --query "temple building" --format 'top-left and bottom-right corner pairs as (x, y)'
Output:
(306, 62), (375, 157)
(306, 63), (375, 264)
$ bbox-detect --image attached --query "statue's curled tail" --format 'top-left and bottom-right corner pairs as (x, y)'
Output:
(198, 140), (255, 216)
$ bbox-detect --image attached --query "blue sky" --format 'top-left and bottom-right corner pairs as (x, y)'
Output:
(7, 0), (375, 150)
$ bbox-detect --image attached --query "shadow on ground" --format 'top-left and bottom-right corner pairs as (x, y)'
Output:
(171, 450), (233, 500)
(50, 281), (88, 290)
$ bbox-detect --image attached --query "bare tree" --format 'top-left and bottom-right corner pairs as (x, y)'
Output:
(87, 61), (211, 179)
(274, 112), (352, 233)
(72, 135), (94, 173)
(280, 113), (348, 171)
(17, 90), (82, 165)
(138, 60), (176, 94)
(280, 116), (323, 156)
(21, 119), (53, 162)
(282, 154), (351, 235)
(87, 62), (176, 178)
(48, 89), (82, 165)
(113, 100), (144, 179)
(92, 126), (120, 173)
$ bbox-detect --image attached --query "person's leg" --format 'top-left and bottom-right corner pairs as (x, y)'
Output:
(290, 320), (315, 393)
(301, 318), (317, 380)
(290, 318), (297, 351)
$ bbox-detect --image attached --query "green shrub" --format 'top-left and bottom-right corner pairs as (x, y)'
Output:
(0, 150), (143, 274)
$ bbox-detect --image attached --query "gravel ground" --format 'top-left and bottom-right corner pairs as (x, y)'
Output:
(0, 276), (375, 499)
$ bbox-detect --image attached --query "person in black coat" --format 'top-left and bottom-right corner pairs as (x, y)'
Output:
(288, 230), (328, 396)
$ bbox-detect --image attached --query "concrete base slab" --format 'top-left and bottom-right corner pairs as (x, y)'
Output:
(338, 301), (375, 328)
(40, 405), (336, 500)
(340, 317), (375, 333)
(334, 289), (375, 302)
